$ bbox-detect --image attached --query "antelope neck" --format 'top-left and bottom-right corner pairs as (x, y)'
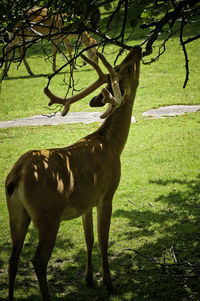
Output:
(97, 94), (135, 156)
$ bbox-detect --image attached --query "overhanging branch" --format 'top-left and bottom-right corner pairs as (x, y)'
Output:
(141, 0), (200, 57)
(180, 15), (189, 88)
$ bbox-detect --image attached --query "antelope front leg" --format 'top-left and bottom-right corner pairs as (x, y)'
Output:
(3, 56), (9, 77)
(97, 198), (114, 292)
(51, 43), (58, 73)
(82, 210), (94, 287)
(3, 46), (12, 77)
(63, 37), (77, 70)
(19, 46), (34, 76)
(8, 211), (31, 301)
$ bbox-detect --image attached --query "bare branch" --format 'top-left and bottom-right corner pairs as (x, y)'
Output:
(141, 0), (200, 57)
(184, 33), (200, 45)
(142, 28), (179, 65)
(120, 0), (128, 45)
(83, 25), (132, 51)
(180, 16), (189, 88)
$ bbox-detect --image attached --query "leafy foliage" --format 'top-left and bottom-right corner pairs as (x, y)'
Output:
(0, 1), (200, 88)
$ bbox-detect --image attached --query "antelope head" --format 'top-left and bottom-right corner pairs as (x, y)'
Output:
(44, 45), (141, 118)
(90, 46), (141, 109)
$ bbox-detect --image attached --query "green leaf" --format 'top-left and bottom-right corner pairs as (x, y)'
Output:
(103, 2), (112, 11)
(141, 10), (150, 19)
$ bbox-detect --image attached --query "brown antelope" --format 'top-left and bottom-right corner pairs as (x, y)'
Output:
(5, 45), (141, 300)
(3, 6), (98, 76)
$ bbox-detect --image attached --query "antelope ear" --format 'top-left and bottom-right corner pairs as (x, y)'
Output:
(90, 94), (105, 107)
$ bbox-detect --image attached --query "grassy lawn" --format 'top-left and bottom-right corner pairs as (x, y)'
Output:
(0, 20), (200, 300)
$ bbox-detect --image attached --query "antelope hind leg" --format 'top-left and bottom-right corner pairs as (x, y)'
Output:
(7, 201), (31, 301)
(19, 47), (34, 76)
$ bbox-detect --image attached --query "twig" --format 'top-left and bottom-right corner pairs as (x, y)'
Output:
(42, 105), (62, 117)
(120, 0), (128, 46)
(45, 40), (103, 88)
(106, 0), (124, 30)
(142, 28), (179, 64)
(122, 248), (200, 269)
(141, 0), (200, 57)
(83, 25), (132, 51)
(180, 15), (189, 88)
(184, 33), (200, 45)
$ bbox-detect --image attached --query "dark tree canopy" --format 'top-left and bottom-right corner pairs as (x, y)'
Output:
(0, 0), (200, 87)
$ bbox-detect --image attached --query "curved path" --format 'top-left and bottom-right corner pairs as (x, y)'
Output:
(0, 112), (136, 128)
(142, 105), (200, 118)
(0, 105), (199, 128)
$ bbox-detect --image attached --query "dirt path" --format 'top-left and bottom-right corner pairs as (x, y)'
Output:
(0, 105), (199, 128)
(0, 112), (103, 128)
(142, 105), (200, 118)
(0, 112), (136, 128)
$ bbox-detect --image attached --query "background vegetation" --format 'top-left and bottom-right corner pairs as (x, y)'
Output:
(0, 4), (200, 301)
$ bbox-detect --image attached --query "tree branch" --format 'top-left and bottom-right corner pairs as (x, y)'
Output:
(184, 33), (200, 45)
(180, 15), (189, 88)
(141, 0), (200, 57)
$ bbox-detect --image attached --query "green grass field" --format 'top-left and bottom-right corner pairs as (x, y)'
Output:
(0, 20), (200, 300)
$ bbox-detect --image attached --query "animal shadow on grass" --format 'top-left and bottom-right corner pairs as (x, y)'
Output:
(0, 224), (114, 300)
(0, 227), (40, 301)
(4, 67), (93, 81)
(49, 174), (200, 301)
(112, 174), (200, 301)
(1, 175), (200, 300)
(3, 71), (65, 81)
